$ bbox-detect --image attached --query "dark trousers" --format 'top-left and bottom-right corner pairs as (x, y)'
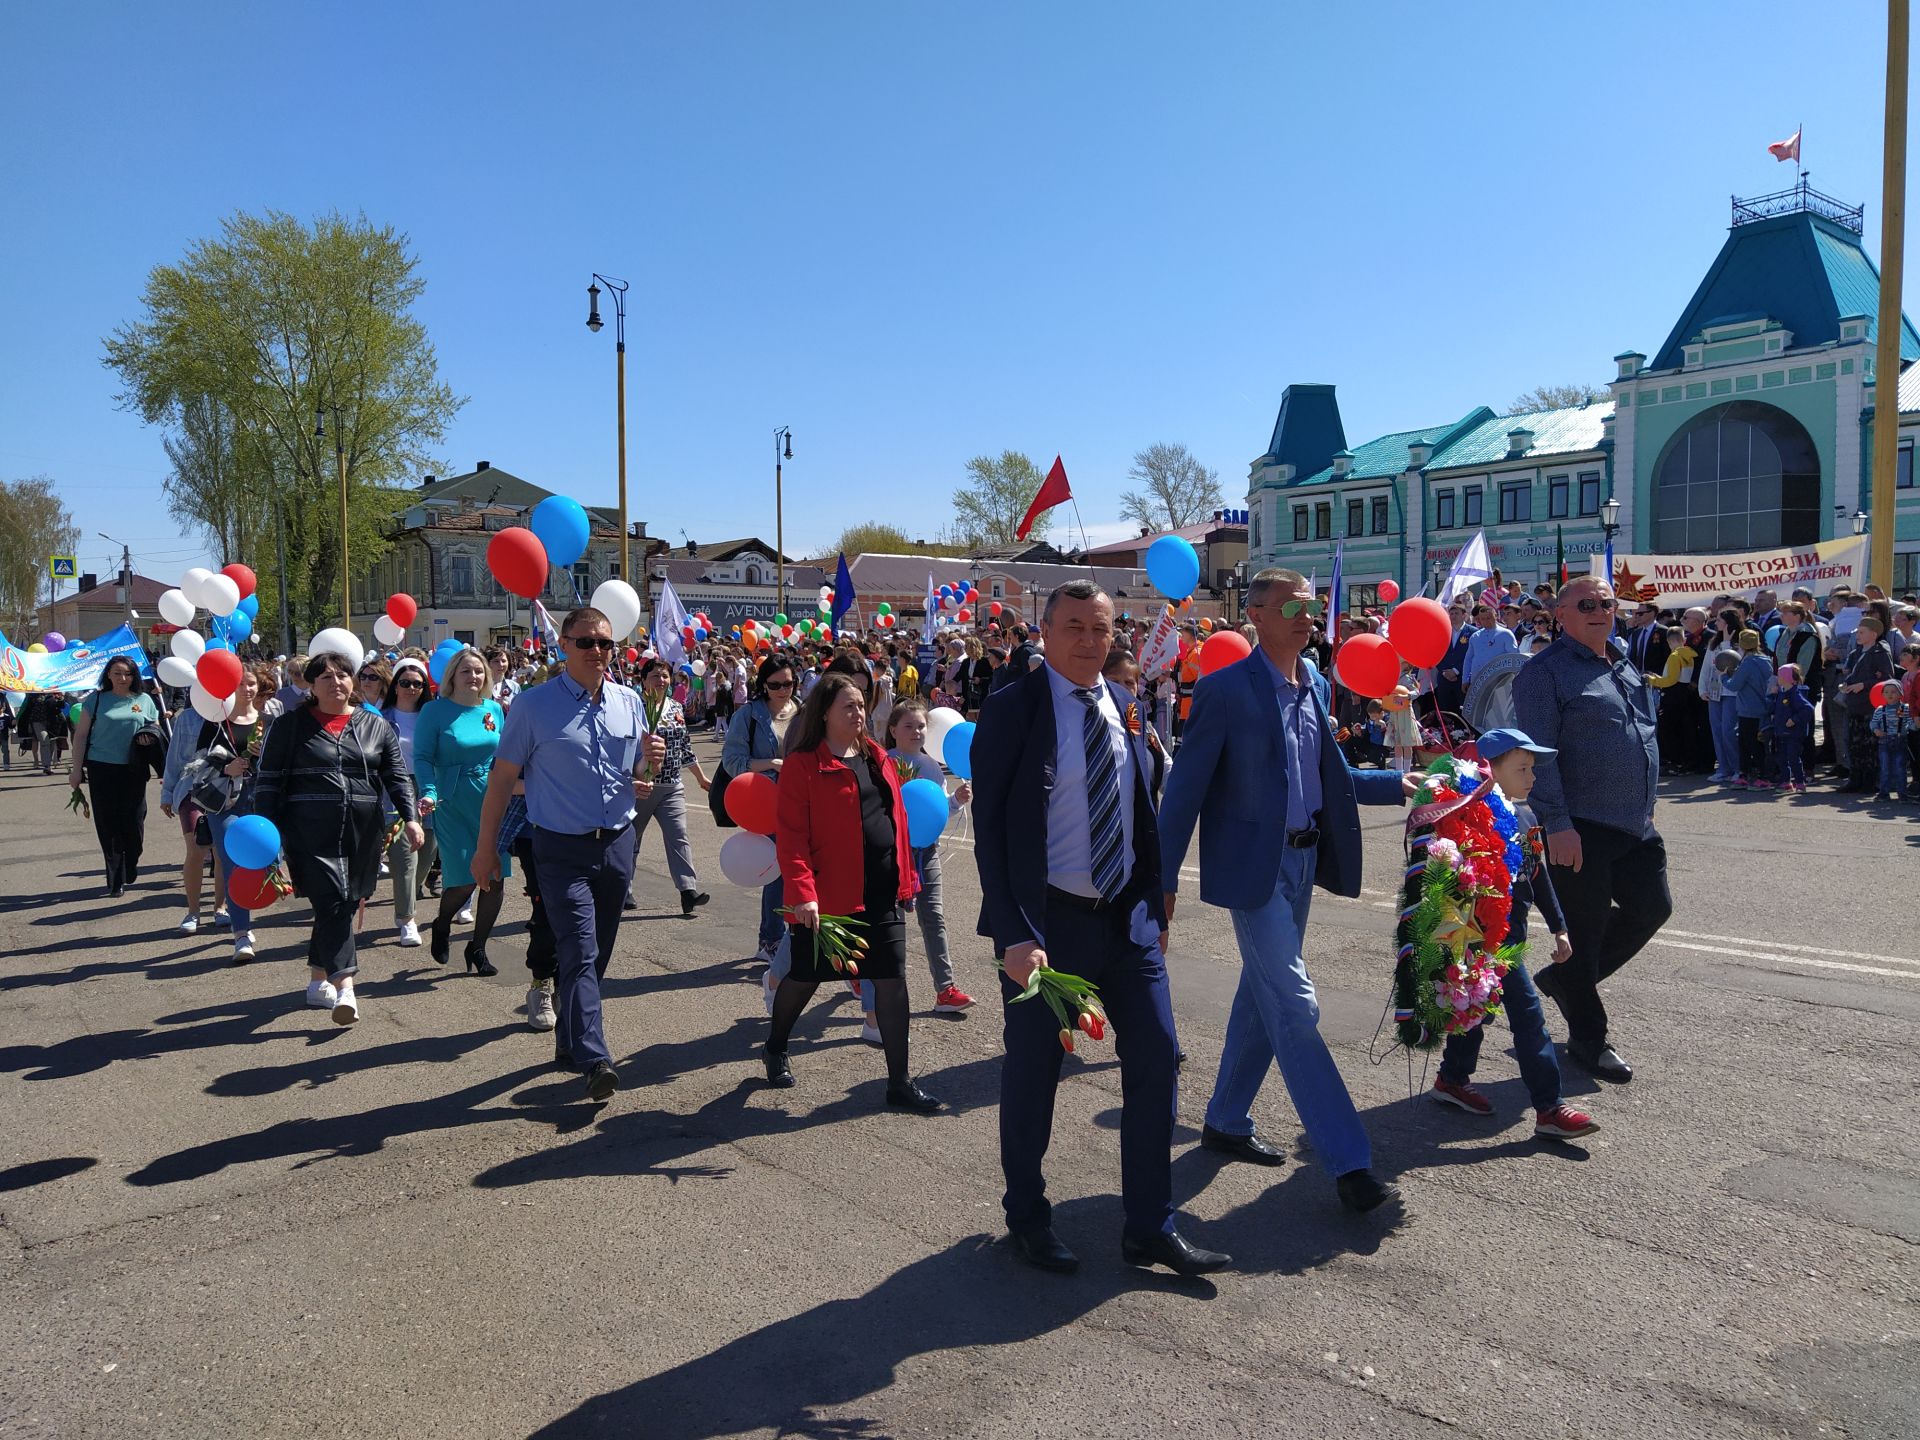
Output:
(85, 759), (148, 890)
(1847, 711), (1878, 784)
(999, 891), (1178, 1242)
(1440, 900), (1562, 1110)
(310, 896), (359, 979)
(1779, 733), (1808, 785)
(1735, 716), (1763, 779)
(531, 824), (636, 1071)
(513, 836), (558, 983)
(1544, 822), (1672, 1050)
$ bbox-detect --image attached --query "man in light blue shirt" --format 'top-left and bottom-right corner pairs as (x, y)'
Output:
(1043, 664), (1135, 896)
(1460, 603), (1516, 689)
(475, 606), (663, 1103)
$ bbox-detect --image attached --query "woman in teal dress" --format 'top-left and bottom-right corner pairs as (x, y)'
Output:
(414, 647), (508, 974)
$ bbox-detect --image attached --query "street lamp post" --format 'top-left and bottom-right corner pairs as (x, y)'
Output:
(585, 275), (633, 609)
(1853, 508), (1870, 537)
(313, 404), (351, 623)
(1223, 573), (1238, 624)
(1600, 496), (1622, 547)
(773, 427), (793, 614)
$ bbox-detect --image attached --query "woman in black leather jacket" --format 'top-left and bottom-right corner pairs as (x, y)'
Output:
(254, 652), (423, 1025)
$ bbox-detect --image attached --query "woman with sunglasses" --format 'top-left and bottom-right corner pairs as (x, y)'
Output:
(625, 656), (712, 917)
(254, 652), (422, 1023)
(380, 657), (434, 945)
(724, 655), (802, 975)
(414, 647), (509, 973)
(66, 655), (161, 897)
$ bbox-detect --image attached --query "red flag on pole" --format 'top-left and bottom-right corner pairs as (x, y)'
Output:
(1015, 456), (1072, 541)
(1767, 128), (1802, 163)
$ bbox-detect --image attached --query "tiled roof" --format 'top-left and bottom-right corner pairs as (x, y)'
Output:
(1285, 409), (1490, 489)
(650, 558), (827, 590)
(846, 553), (1145, 597)
(1427, 400), (1613, 471)
(64, 572), (171, 606)
(1812, 224), (1920, 358)
(1898, 361), (1920, 415)
(1080, 519), (1242, 556)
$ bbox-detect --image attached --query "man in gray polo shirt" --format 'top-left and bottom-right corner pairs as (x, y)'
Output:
(1512, 575), (1672, 1085)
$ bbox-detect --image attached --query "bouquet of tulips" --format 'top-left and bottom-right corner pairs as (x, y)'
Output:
(782, 909), (869, 976)
(66, 786), (91, 820)
(1002, 962), (1108, 1053)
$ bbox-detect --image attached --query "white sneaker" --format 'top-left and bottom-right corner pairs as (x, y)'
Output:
(379, 859), (391, 878)
(396, 920), (422, 948)
(232, 931), (256, 961)
(332, 987), (359, 1026)
(455, 900), (475, 926)
(177, 912), (199, 935)
(213, 908), (232, 929)
(860, 1021), (883, 1046)
(526, 982), (556, 1032)
(305, 979), (338, 1009)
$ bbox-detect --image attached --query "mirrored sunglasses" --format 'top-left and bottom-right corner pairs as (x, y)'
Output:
(1279, 598), (1325, 619)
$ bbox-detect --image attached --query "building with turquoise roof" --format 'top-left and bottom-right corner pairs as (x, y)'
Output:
(1248, 180), (1920, 605)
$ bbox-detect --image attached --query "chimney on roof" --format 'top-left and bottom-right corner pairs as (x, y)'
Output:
(685, 538), (697, 557)
(476, 460), (490, 472)
(422, 474), (436, 487)
(1331, 450), (1354, 478)
(79, 572), (97, 592)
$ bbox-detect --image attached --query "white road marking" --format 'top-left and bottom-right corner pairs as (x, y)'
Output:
(1649, 939), (1920, 982)
(1657, 928), (1920, 968)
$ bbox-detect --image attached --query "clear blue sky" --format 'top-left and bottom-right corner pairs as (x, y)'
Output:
(1, 0), (1910, 595)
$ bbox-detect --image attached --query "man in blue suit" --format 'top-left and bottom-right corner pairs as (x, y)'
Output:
(973, 579), (1228, 1277)
(1160, 568), (1411, 1212)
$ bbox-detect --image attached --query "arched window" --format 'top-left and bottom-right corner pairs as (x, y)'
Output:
(1650, 401), (1820, 554)
(744, 564), (763, 585)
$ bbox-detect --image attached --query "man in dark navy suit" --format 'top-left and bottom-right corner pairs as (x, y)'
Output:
(972, 580), (1228, 1277)
(1159, 568), (1412, 1213)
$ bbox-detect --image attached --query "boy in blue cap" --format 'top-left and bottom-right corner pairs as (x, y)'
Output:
(1432, 727), (1599, 1139)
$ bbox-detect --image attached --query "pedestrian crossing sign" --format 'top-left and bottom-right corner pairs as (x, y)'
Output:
(49, 555), (76, 579)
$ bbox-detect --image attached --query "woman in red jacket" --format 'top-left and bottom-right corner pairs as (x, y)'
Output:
(766, 672), (941, 1112)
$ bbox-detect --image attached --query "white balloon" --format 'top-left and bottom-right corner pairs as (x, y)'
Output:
(202, 574), (241, 617)
(157, 588), (196, 627)
(308, 627), (365, 674)
(170, 629), (206, 663)
(718, 832), (781, 888)
(591, 580), (641, 641)
(157, 655), (196, 688)
(690, 659), (707, 677)
(190, 681), (237, 723)
(925, 705), (964, 765)
(179, 567), (214, 608)
(372, 615), (405, 647)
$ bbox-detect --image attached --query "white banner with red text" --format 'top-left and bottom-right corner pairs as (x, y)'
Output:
(1590, 536), (1867, 608)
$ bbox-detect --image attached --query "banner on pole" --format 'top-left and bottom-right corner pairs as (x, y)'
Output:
(1137, 608), (1182, 676)
(0, 624), (151, 694)
(1590, 536), (1868, 608)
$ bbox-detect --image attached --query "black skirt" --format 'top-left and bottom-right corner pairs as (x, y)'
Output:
(789, 868), (908, 983)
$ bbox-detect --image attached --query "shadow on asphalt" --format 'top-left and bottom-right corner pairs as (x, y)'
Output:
(0, 1155), (98, 1191)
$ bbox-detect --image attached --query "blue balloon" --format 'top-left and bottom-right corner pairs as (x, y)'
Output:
(204, 634), (232, 652)
(429, 648), (455, 685)
(237, 593), (260, 620)
(1145, 535), (1201, 600)
(901, 777), (949, 847)
(228, 612), (253, 643)
(224, 814), (282, 871)
(942, 721), (976, 780)
(529, 495), (591, 568)
(1764, 624), (1783, 650)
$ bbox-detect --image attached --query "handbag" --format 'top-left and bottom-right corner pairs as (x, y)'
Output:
(709, 710), (760, 827)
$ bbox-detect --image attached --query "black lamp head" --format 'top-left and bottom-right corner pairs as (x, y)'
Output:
(783, 432), (793, 460)
(586, 282), (603, 333)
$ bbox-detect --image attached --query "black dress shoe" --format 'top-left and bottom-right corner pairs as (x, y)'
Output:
(585, 1062), (619, 1102)
(1532, 962), (1566, 1009)
(1201, 1125), (1287, 1166)
(1008, 1226), (1079, 1274)
(1120, 1229), (1230, 1276)
(884, 1078), (943, 1113)
(680, 888), (710, 917)
(1336, 1169), (1401, 1213)
(622, 892), (638, 912)
(763, 1049), (795, 1088)
(429, 917), (452, 966)
(1567, 1042), (1633, 1083)
(554, 1044), (574, 1072)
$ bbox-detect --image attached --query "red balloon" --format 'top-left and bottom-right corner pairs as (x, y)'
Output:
(487, 528), (550, 600)
(1377, 579), (1400, 604)
(956, 607), (972, 623)
(227, 866), (283, 911)
(1336, 632), (1402, 698)
(1386, 597), (1452, 668)
(196, 649), (243, 700)
(781, 624), (794, 637)
(386, 593), (419, 627)
(724, 771), (779, 836)
(221, 563), (257, 600)
(1876, 679), (1901, 705)
(624, 647), (639, 663)
(1197, 630), (1252, 675)
(989, 601), (1003, 617)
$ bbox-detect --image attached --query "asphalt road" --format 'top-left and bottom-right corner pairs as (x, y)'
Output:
(1, 732), (1916, 1440)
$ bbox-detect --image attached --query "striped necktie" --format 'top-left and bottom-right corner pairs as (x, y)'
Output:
(1074, 686), (1126, 899)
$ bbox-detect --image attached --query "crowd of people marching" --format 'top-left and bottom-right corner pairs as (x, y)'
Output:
(24, 561), (1906, 1275)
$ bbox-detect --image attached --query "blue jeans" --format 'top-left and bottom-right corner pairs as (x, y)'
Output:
(759, 878), (785, 953)
(1439, 902), (1561, 1109)
(531, 824), (637, 1071)
(1708, 697), (1739, 778)
(208, 808), (253, 934)
(1878, 736), (1910, 797)
(1205, 846), (1370, 1179)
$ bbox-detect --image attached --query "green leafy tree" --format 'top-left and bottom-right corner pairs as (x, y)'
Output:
(1119, 443), (1224, 531)
(161, 396), (273, 566)
(0, 477), (78, 636)
(822, 523), (969, 559)
(102, 210), (462, 641)
(953, 451), (1050, 546)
